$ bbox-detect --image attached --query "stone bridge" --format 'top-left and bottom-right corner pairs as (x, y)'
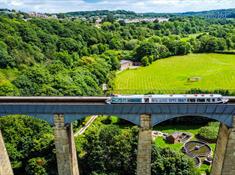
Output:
(0, 97), (235, 175)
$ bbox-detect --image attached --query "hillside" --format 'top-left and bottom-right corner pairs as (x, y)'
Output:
(179, 8), (235, 18)
(114, 54), (235, 94)
(63, 8), (235, 18)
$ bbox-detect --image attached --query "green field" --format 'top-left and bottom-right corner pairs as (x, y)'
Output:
(114, 54), (235, 94)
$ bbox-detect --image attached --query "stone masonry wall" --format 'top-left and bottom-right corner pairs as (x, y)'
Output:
(137, 114), (152, 175)
(54, 114), (79, 175)
(68, 123), (79, 175)
(211, 116), (235, 175)
(220, 116), (235, 175)
(211, 123), (230, 175)
(0, 130), (14, 175)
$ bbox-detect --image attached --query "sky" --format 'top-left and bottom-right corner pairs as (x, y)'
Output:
(0, 0), (235, 13)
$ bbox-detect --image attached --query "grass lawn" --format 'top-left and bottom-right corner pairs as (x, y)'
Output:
(114, 53), (235, 94)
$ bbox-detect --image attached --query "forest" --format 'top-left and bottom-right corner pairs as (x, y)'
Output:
(63, 9), (235, 18)
(0, 10), (235, 174)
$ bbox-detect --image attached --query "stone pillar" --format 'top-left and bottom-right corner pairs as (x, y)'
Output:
(137, 114), (152, 175)
(221, 116), (235, 175)
(211, 123), (230, 175)
(211, 116), (235, 175)
(54, 114), (79, 175)
(0, 130), (14, 175)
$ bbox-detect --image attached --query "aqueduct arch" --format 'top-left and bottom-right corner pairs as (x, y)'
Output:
(151, 114), (233, 127)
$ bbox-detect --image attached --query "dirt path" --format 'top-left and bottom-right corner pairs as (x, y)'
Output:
(74, 115), (98, 137)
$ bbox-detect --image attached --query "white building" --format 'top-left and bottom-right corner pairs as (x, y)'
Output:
(120, 60), (133, 71)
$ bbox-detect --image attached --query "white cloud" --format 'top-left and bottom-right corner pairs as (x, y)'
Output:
(0, 0), (234, 13)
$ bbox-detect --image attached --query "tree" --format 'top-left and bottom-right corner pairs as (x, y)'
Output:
(0, 40), (14, 68)
(54, 51), (73, 67)
(101, 50), (120, 70)
(90, 44), (99, 55)
(198, 35), (220, 52)
(189, 38), (201, 53)
(135, 42), (159, 61)
(103, 14), (115, 23)
(175, 41), (191, 55)
(0, 115), (57, 174)
(26, 157), (48, 175)
(141, 56), (150, 66)
(151, 146), (199, 175)
(0, 82), (19, 96)
(217, 38), (227, 50)
(18, 23), (40, 44)
(124, 40), (138, 50)
(109, 38), (123, 50)
(77, 124), (138, 175)
(57, 37), (81, 53)
(13, 65), (52, 96)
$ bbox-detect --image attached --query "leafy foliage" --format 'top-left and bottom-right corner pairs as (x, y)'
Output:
(77, 122), (138, 175)
(151, 146), (200, 175)
(0, 115), (57, 174)
(197, 122), (220, 142)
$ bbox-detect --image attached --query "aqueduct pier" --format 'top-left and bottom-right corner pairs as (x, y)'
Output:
(0, 96), (235, 175)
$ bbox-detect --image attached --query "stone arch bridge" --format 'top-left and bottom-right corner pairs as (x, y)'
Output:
(0, 97), (235, 175)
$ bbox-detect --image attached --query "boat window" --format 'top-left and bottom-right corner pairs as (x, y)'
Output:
(153, 98), (160, 103)
(188, 98), (196, 103)
(169, 99), (177, 103)
(217, 98), (222, 101)
(159, 98), (168, 103)
(122, 98), (127, 102)
(144, 98), (150, 103)
(206, 99), (210, 102)
(127, 98), (142, 103)
(178, 98), (186, 103)
(197, 99), (205, 102)
(212, 98), (215, 102)
(152, 98), (158, 103)
(112, 98), (122, 103)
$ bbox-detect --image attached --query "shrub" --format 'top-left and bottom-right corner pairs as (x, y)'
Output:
(197, 122), (220, 142)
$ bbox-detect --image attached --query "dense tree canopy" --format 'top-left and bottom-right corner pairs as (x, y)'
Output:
(0, 115), (57, 175)
(76, 121), (138, 175)
(151, 146), (199, 175)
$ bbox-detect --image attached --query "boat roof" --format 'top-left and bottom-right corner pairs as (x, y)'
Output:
(114, 94), (222, 98)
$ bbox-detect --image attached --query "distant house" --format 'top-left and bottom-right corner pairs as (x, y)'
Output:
(120, 60), (133, 71)
(166, 132), (181, 144)
(166, 132), (191, 144)
(95, 18), (102, 24)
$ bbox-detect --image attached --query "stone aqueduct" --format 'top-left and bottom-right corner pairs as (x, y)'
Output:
(0, 97), (235, 175)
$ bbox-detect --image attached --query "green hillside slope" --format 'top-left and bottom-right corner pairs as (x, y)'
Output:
(114, 54), (235, 94)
